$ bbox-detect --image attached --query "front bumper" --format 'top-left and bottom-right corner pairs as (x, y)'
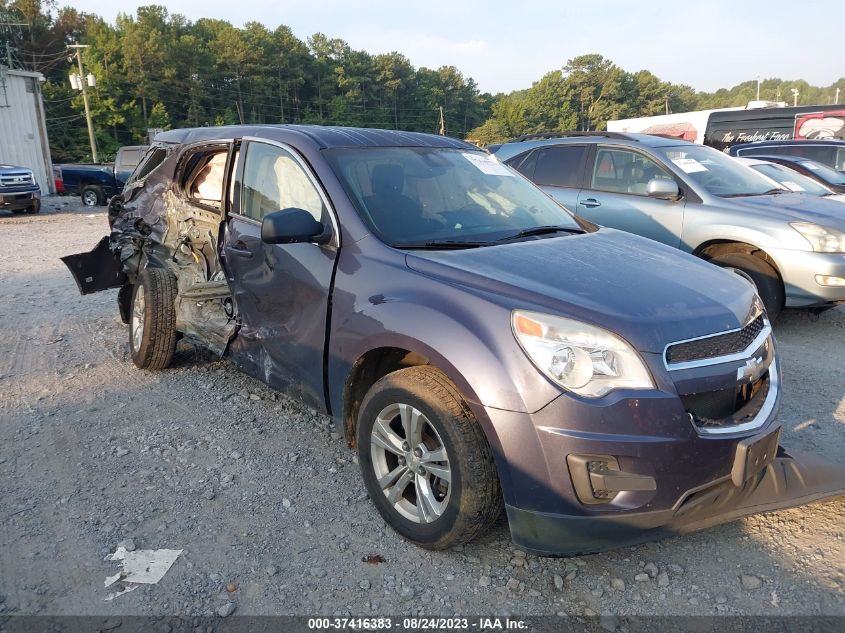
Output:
(506, 447), (845, 555)
(767, 247), (845, 307)
(475, 341), (844, 555)
(0, 188), (40, 210)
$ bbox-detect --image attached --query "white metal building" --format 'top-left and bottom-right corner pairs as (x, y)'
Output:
(0, 67), (54, 194)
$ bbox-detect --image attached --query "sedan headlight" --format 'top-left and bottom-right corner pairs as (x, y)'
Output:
(512, 310), (655, 397)
(791, 222), (845, 253)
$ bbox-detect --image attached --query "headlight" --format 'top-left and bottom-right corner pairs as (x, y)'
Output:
(512, 310), (655, 397)
(791, 222), (845, 253)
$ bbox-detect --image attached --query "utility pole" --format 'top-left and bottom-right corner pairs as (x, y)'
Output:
(791, 88), (799, 107)
(836, 87), (841, 104)
(756, 75), (761, 101)
(69, 44), (98, 163)
(664, 94), (669, 115)
(438, 106), (446, 136)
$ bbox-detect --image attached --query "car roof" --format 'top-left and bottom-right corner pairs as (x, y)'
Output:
(732, 139), (845, 149)
(154, 124), (477, 151)
(492, 132), (689, 162)
(750, 154), (823, 165)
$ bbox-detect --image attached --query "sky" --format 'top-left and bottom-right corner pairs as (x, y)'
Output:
(61, 0), (843, 95)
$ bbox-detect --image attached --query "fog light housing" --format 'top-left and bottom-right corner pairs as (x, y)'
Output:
(567, 454), (657, 505)
(815, 275), (845, 287)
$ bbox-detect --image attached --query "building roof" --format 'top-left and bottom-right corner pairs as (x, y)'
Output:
(154, 124), (477, 150)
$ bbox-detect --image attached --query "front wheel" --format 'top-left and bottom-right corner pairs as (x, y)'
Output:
(129, 267), (179, 370)
(710, 252), (784, 320)
(356, 366), (502, 550)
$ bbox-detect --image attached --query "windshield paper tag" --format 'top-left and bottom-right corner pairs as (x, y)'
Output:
(671, 158), (708, 173)
(462, 152), (514, 176)
(781, 181), (805, 191)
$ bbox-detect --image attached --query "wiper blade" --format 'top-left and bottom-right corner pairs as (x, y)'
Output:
(392, 240), (493, 250)
(495, 225), (585, 241)
(722, 188), (787, 198)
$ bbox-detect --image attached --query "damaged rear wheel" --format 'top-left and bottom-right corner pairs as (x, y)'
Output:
(130, 268), (179, 370)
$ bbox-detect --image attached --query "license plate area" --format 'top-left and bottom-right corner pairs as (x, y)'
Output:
(731, 424), (781, 486)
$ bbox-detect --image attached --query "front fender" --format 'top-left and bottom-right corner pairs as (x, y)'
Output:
(685, 223), (809, 255)
(328, 298), (561, 418)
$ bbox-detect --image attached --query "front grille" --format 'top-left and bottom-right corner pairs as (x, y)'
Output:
(683, 371), (770, 431)
(0, 172), (34, 188)
(666, 314), (765, 365)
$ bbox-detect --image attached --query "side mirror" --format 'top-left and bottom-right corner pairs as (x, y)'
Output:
(646, 178), (681, 200)
(261, 208), (331, 245)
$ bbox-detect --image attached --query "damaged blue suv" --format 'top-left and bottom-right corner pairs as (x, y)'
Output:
(63, 125), (845, 555)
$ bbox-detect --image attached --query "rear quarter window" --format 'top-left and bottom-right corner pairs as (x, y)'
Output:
(533, 146), (585, 187)
(128, 147), (169, 183)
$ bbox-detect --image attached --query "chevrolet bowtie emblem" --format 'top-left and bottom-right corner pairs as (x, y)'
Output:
(737, 355), (766, 382)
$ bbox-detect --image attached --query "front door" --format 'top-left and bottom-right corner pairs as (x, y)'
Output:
(576, 146), (684, 247)
(222, 139), (339, 411)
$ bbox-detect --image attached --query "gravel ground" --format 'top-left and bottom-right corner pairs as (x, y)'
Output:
(1, 197), (844, 618)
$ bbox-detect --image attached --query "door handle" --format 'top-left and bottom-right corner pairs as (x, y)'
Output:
(579, 198), (601, 209)
(226, 241), (253, 259)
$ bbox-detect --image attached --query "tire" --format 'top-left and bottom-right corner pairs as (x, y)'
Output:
(25, 199), (41, 214)
(81, 184), (105, 207)
(129, 267), (179, 370)
(710, 252), (784, 319)
(356, 366), (502, 550)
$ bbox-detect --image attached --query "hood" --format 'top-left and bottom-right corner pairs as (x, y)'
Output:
(405, 229), (757, 353)
(730, 192), (845, 226)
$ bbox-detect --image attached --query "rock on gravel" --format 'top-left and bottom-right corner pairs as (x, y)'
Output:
(611, 578), (626, 591)
(217, 602), (236, 617)
(740, 574), (762, 590)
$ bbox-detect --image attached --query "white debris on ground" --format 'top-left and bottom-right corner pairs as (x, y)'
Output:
(104, 546), (183, 601)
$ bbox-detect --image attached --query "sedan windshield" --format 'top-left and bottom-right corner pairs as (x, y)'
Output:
(325, 147), (585, 247)
(657, 145), (780, 198)
(796, 159), (845, 186)
(750, 163), (832, 196)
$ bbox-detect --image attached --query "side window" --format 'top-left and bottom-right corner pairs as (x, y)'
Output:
(792, 145), (835, 166)
(128, 147), (168, 183)
(591, 148), (672, 195)
(533, 146), (585, 187)
(240, 142), (325, 222)
(508, 150), (538, 178)
(181, 148), (230, 211)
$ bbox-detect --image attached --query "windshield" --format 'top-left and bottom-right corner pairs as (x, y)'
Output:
(657, 144), (780, 197)
(796, 159), (845, 186)
(751, 163), (832, 196)
(324, 147), (585, 247)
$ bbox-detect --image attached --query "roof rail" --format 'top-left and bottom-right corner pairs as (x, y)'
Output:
(509, 130), (639, 143)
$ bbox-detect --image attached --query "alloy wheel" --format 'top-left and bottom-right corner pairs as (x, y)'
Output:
(369, 403), (451, 523)
(131, 285), (145, 351)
